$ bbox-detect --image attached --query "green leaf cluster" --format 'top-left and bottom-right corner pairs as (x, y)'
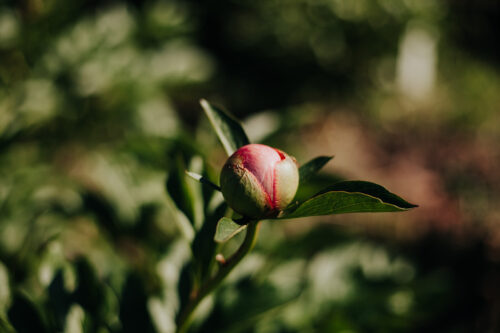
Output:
(192, 100), (416, 243)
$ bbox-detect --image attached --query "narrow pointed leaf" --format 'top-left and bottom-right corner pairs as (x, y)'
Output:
(200, 99), (250, 156)
(166, 155), (204, 229)
(281, 181), (417, 219)
(166, 156), (197, 224)
(299, 156), (334, 183)
(186, 171), (221, 191)
(214, 217), (247, 243)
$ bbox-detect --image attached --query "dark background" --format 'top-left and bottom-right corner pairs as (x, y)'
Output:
(0, 0), (499, 332)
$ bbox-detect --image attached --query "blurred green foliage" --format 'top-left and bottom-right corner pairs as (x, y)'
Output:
(1, 0), (499, 332)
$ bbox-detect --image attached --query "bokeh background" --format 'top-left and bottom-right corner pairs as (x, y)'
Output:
(1, 0), (499, 332)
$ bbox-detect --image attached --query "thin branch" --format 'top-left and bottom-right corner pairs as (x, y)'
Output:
(175, 220), (260, 333)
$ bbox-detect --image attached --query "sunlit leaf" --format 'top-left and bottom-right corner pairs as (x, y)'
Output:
(63, 305), (87, 333)
(214, 217), (247, 243)
(281, 181), (417, 219)
(200, 99), (250, 156)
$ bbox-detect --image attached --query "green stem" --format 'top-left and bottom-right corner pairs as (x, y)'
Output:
(176, 220), (260, 333)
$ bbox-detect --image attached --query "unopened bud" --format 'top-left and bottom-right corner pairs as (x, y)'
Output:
(220, 144), (299, 219)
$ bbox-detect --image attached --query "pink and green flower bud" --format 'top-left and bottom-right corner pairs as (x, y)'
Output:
(220, 144), (299, 219)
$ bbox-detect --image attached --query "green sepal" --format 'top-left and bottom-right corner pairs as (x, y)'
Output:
(214, 217), (247, 243)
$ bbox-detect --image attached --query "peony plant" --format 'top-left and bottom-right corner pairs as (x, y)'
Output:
(171, 99), (417, 333)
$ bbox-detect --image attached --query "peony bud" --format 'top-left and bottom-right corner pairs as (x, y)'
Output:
(220, 144), (299, 219)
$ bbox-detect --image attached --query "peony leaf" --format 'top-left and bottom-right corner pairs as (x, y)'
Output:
(298, 156), (334, 183)
(200, 99), (250, 156)
(281, 181), (417, 219)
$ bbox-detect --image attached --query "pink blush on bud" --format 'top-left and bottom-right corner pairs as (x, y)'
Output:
(236, 144), (282, 204)
(220, 143), (299, 218)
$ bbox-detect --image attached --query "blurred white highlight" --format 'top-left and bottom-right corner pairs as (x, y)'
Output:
(396, 22), (438, 102)
(0, 10), (18, 47)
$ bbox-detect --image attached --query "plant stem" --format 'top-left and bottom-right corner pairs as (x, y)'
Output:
(175, 220), (260, 333)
